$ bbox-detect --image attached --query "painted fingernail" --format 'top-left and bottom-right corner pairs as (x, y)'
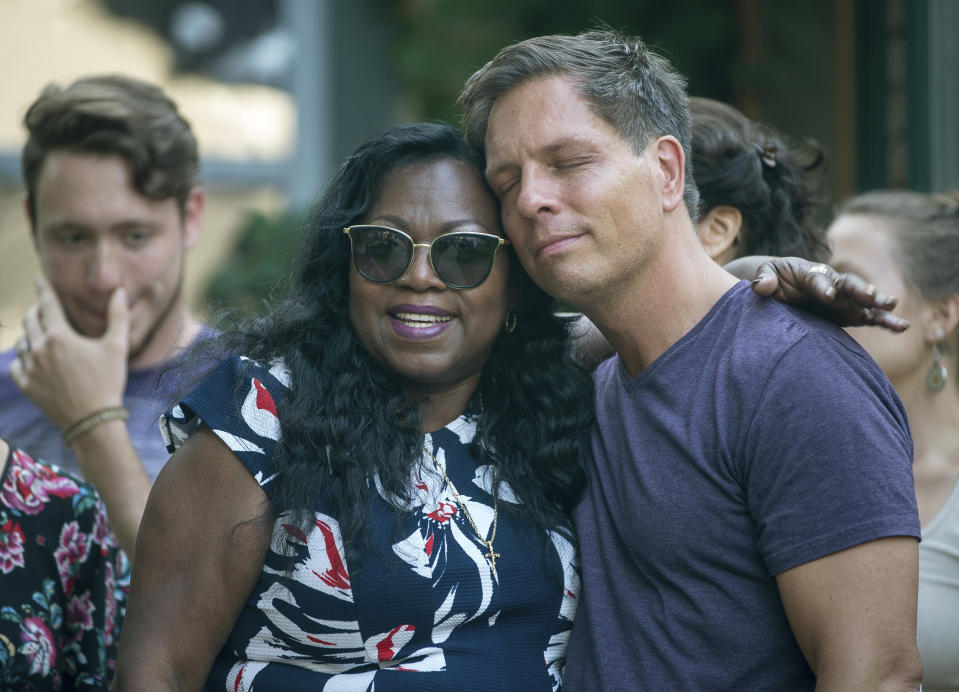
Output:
(825, 287), (836, 299)
(865, 283), (876, 297)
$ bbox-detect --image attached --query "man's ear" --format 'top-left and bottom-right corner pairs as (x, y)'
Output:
(182, 186), (205, 250)
(696, 205), (743, 263)
(925, 293), (959, 345)
(655, 136), (686, 212)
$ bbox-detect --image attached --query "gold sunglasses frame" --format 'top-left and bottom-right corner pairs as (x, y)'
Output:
(343, 224), (510, 289)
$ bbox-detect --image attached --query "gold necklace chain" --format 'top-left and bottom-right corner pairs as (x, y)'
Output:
(424, 444), (500, 575)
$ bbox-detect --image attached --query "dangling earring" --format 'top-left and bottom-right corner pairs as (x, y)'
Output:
(504, 311), (517, 334)
(927, 342), (949, 393)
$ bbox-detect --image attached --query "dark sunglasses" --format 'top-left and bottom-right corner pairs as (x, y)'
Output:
(343, 224), (510, 289)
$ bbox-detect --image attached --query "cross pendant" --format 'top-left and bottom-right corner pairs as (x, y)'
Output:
(484, 541), (501, 575)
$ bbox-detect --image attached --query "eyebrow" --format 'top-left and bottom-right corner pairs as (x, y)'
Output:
(486, 137), (596, 179)
(42, 218), (163, 233)
(112, 219), (162, 231)
(369, 214), (494, 235)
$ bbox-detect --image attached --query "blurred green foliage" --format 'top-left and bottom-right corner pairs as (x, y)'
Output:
(203, 209), (307, 320)
(386, 0), (739, 124)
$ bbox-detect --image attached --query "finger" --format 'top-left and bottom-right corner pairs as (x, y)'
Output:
(105, 287), (130, 344)
(861, 307), (910, 333)
(14, 337), (32, 366)
(22, 304), (45, 349)
(749, 262), (780, 297)
(34, 275), (70, 331)
(8, 353), (28, 389)
(833, 273), (898, 311)
(15, 336), (29, 356)
(803, 264), (838, 301)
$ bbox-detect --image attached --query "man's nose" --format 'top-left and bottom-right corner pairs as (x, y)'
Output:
(86, 240), (124, 293)
(515, 169), (558, 219)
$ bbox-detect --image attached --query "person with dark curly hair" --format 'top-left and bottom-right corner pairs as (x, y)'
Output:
(690, 96), (829, 265)
(112, 122), (593, 690)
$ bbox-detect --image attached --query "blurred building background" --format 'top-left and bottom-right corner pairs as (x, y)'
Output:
(1, 0), (956, 347)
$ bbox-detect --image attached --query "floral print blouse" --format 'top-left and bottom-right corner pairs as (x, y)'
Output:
(160, 356), (580, 691)
(0, 444), (128, 689)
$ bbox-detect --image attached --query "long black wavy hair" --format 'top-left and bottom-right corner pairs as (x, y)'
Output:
(212, 122), (593, 556)
(690, 96), (829, 261)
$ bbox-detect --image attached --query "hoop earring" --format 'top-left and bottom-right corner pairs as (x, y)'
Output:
(927, 343), (949, 393)
(504, 311), (517, 334)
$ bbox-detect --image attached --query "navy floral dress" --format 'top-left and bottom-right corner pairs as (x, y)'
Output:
(160, 356), (580, 691)
(0, 444), (128, 689)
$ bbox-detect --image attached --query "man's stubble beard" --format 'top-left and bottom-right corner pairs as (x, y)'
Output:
(126, 265), (187, 367)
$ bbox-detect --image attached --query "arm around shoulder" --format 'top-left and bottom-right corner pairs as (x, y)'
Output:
(566, 313), (615, 369)
(112, 426), (272, 691)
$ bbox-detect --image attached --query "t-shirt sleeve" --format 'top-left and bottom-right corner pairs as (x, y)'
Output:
(741, 331), (920, 575)
(159, 355), (291, 496)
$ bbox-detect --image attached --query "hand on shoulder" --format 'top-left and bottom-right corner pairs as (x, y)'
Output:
(748, 256), (909, 332)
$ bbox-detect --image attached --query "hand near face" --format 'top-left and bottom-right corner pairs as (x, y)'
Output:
(9, 276), (129, 431)
(749, 256), (909, 332)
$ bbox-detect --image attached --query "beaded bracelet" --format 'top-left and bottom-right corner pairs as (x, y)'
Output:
(62, 406), (129, 446)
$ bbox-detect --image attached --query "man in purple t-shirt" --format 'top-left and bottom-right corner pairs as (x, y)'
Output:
(0, 75), (208, 559)
(461, 29), (922, 690)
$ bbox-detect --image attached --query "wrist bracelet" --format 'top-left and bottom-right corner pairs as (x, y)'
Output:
(62, 406), (129, 446)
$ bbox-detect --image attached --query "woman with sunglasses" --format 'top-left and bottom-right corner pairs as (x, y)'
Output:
(113, 122), (903, 691)
(114, 122), (591, 690)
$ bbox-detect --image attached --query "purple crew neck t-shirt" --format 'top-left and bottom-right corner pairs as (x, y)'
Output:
(564, 281), (919, 690)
